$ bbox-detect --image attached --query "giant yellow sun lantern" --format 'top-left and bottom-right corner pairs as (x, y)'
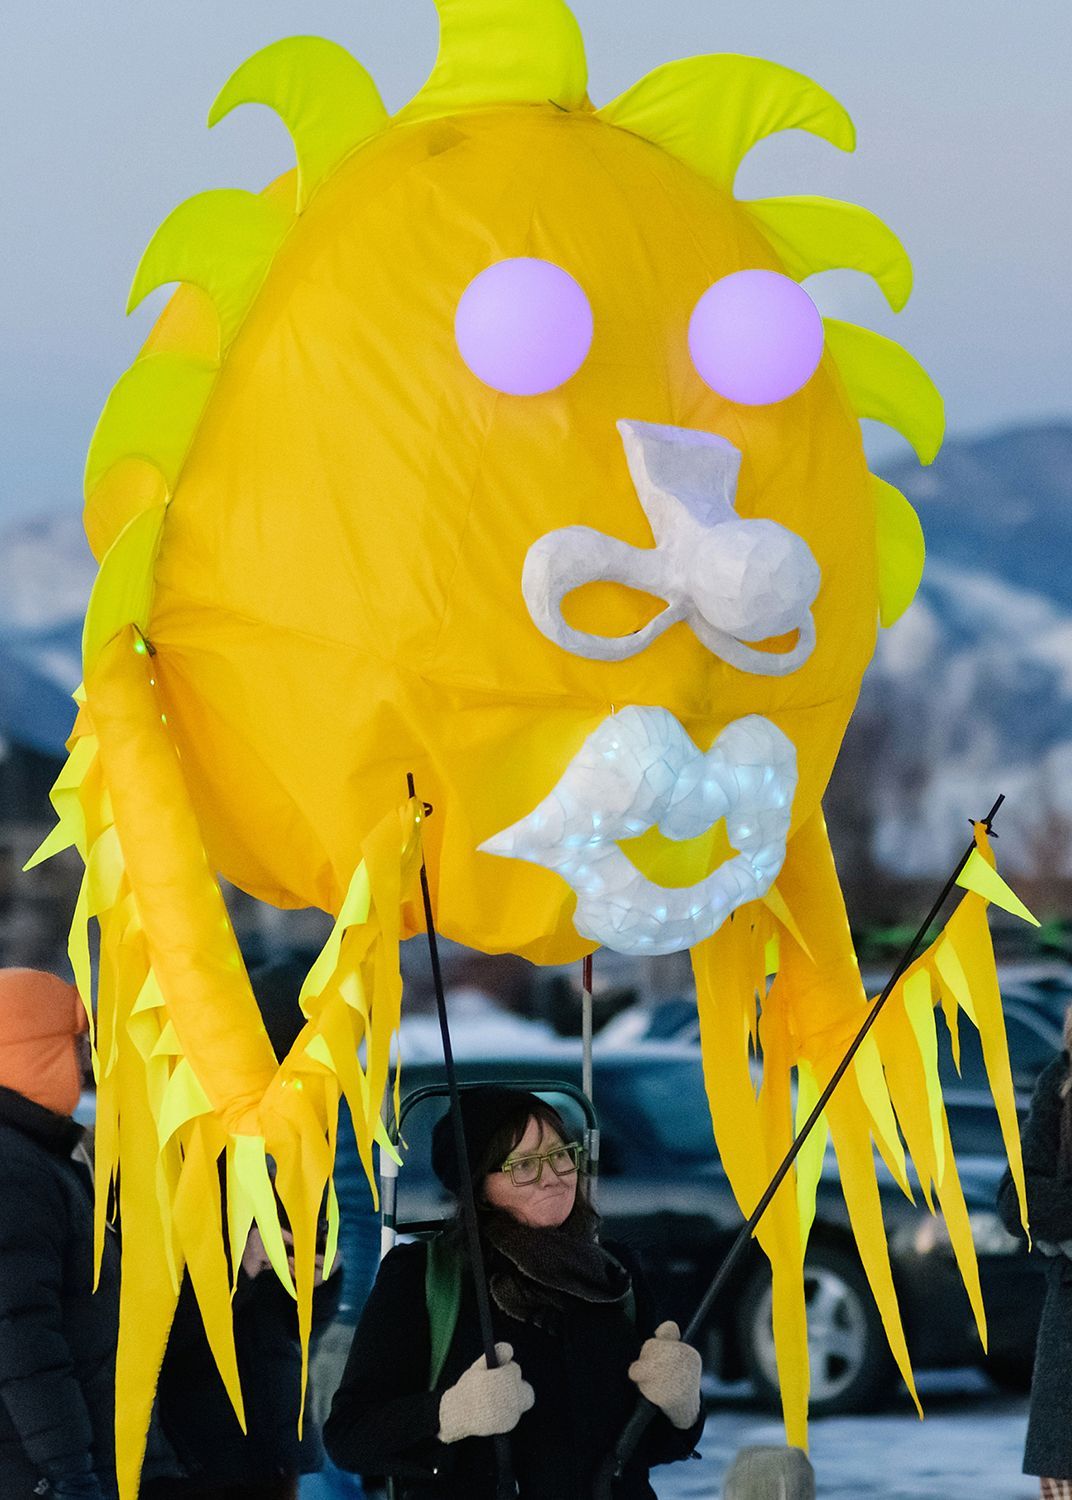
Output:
(33, 2), (1036, 1490)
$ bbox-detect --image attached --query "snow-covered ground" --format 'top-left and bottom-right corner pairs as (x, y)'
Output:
(656, 1373), (1033, 1499)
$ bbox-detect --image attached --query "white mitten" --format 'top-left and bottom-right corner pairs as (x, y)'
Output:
(437, 1341), (535, 1444)
(627, 1320), (702, 1429)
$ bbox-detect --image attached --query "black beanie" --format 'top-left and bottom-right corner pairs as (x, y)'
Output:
(431, 1086), (546, 1196)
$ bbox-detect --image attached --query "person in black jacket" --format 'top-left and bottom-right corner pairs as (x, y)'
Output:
(0, 967), (118, 1500)
(324, 1086), (704, 1499)
(139, 1221), (340, 1500)
(997, 1024), (1072, 1498)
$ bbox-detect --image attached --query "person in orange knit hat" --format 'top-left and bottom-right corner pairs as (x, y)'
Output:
(0, 968), (118, 1500)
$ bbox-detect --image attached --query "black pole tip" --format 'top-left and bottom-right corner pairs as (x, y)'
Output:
(405, 772), (434, 817)
(974, 793), (1005, 836)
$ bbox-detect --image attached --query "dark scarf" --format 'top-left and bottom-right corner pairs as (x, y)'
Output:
(482, 1213), (631, 1330)
(0, 1082), (82, 1155)
(1060, 1058), (1072, 1175)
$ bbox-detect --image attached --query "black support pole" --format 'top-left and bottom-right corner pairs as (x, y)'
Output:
(408, 775), (518, 1500)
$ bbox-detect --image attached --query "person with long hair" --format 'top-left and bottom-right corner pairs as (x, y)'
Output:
(998, 1007), (1072, 1500)
(324, 1087), (704, 1498)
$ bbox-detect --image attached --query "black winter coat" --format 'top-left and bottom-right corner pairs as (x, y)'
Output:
(324, 1239), (702, 1500)
(0, 1084), (119, 1499)
(997, 1052), (1072, 1479)
(150, 1250), (341, 1488)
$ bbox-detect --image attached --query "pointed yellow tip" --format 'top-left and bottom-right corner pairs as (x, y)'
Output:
(824, 319), (944, 466)
(746, 195), (912, 315)
(599, 55), (854, 189)
(207, 36), (388, 210)
(23, 820), (74, 871)
(956, 849), (1040, 926)
(403, 0), (588, 123)
(206, 92), (228, 130)
(874, 476), (925, 628)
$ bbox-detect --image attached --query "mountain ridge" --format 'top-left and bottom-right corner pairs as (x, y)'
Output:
(880, 419), (1072, 610)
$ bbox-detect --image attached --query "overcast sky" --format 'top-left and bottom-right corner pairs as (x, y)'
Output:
(2, 0), (1069, 524)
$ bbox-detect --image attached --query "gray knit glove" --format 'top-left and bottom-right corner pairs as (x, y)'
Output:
(437, 1342), (535, 1444)
(724, 1445), (815, 1500)
(627, 1320), (703, 1429)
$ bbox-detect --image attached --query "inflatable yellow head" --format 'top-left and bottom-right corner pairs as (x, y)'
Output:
(43, 6), (1037, 1490)
(81, 0), (939, 966)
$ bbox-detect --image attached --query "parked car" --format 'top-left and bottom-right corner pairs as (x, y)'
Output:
(935, 990), (1062, 1101)
(987, 964), (1072, 1037)
(597, 989), (1061, 1198)
(601, 987), (1065, 1103)
(383, 1046), (1043, 1417)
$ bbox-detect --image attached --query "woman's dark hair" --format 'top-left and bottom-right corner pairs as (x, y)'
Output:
(453, 1093), (599, 1241)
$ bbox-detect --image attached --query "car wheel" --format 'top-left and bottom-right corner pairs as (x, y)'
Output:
(737, 1245), (895, 1416)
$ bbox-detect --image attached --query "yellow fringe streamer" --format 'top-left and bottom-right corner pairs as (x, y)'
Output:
(30, 628), (422, 1497)
(692, 809), (1035, 1445)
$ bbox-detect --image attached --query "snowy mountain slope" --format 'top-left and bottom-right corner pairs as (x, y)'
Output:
(882, 421), (1072, 612)
(839, 421), (1072, 878)
(0, 511), (95, 633)
(0, 511), (91, 752)
(851, 559), (1072, 876)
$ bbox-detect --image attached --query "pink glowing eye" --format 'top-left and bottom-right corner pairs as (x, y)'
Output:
(688, 270), (824, 406)
(455, 258), (594, 396)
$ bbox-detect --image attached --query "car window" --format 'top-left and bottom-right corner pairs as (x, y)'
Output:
(1004, 1012), (1061, 1091)
(945, 1097), (1008, 1157)
(601, 1059), (718, 1163)
(937, 1004), (1060, 1095)
(936, 1012), (988, 1090)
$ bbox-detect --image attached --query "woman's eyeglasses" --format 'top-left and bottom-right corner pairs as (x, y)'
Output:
(500, 1141), (583, 1188)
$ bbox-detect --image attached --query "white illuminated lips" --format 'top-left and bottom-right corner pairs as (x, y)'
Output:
(480, 705), (797, 956)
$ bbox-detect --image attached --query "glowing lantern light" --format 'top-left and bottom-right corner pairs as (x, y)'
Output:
(688, 269), (824, 405)
(455, 256), (593, 395)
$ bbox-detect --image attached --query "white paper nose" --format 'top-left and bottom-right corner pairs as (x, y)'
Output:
(521, 419), (821, 675)
(687, 518), (821, 641)
(617, 418), (742, 526)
